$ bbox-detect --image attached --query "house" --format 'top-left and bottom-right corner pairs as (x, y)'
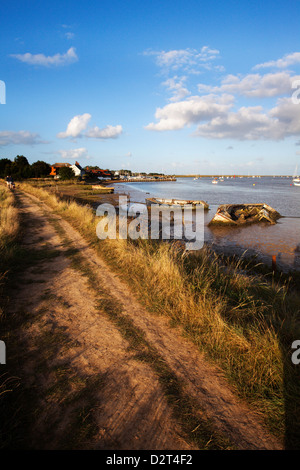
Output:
(50, 161), (85, 178)
(85, 167), (113, 180)
(70, 161), (85, 177)
(49, 162), (71, 177)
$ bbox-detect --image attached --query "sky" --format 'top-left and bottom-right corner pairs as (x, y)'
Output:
(1, 0), (300, 175)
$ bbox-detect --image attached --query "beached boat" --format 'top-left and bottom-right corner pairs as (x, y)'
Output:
(91, 185), (114, 193)
(208, 203), (281, 226)
(146, 197), (209, 210)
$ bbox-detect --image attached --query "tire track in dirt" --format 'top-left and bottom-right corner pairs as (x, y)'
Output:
(15, 190), (283, 450)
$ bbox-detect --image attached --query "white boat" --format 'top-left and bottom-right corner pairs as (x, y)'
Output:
(293, 165), (300, 186)
(212, 178), (218, 184)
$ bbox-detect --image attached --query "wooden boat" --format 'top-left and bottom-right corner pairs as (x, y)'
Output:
(209, 203), (281, 226)
(91, 185), (114, 193)
(146, 197), (209, 210)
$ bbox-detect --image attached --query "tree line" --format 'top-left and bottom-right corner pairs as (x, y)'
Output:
(0, 156), (51, 180)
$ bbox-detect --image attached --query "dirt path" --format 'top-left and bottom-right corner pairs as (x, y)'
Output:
(7, 191), (283, 450)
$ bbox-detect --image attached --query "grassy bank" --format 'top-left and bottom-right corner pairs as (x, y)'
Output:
(0, 183), (19, 312)
(0, 183), (20, 448)
(16, 182), (300, 446)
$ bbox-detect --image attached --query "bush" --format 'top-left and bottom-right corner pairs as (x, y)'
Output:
(58, 167), (75, 180)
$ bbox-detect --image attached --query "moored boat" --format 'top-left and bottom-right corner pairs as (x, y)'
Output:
(146, 197), (209, 210)
(292, 165), (300, 186)
(208, 203), (281, 226)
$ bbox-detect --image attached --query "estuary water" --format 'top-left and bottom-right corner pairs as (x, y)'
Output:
(113, 176), (300, 272)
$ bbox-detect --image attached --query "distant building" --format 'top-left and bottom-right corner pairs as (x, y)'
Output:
(49, 162), (71, 177)
(50, 161), (85, 178)
(70, 161), (85, 177)
(85, 167), (113, 179)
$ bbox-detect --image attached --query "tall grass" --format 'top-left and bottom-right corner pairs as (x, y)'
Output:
(19, 181), (300, 442)
(0, 184), (19, 303)
(0, 186), (19, 251)
(0, 183), (20, 449)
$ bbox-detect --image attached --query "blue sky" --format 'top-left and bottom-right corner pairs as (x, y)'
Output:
(1, 0), (300, 175)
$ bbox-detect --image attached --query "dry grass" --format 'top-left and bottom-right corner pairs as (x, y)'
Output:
(0, 183), (21, 448)
(18, 181), (300, 441)
(0, 183), (19, 300)
(0, 186), (19, 248)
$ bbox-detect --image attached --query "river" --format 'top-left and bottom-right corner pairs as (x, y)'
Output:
(112, 176), (300, 273)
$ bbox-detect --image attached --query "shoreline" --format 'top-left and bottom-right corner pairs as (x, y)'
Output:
(51, 184), (300, 279)
(13, 179), (300, 276)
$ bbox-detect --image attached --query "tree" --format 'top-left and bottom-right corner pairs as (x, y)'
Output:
(58, 166), (75, 180)
(13, 155), (31, 179)
(0, 158), (12, 178)
(14, 155), (29, 167)
(31, 160), (51, 178)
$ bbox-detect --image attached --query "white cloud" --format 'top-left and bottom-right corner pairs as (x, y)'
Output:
(254, 52), (300, 69)
(65, 32), (75, 40)
(10, 47), (78, 67)
(146, 47), (300, 142)
(57, 113), (91, 138)
(269, 97), (300, 136)
(58, 147), (89, 160)
(146, 87), (300, 141)
(0, 130), (46, 146)
(145, 94), (234, 131)
(162, 76), (191, 102)
(58, 114), (123, 140)
(195, 106), (281, 140)
(144, 46), (221, 74)
(85, 124), (123, 139)
(195, 97), (300, 141)
(198, 71), (299, 98)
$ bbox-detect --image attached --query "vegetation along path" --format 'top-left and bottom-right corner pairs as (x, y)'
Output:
(4, 190), (283, 450)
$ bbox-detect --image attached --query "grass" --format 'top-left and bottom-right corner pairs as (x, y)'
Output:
(0, 185), (19, 270)
(12, 181), (300, 447)
(0, 183), (21, 449)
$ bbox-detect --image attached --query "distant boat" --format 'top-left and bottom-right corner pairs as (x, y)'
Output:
(146, 197), (209, 210)
(293, 165), (300, 186)
(212, 178), (218, 184)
